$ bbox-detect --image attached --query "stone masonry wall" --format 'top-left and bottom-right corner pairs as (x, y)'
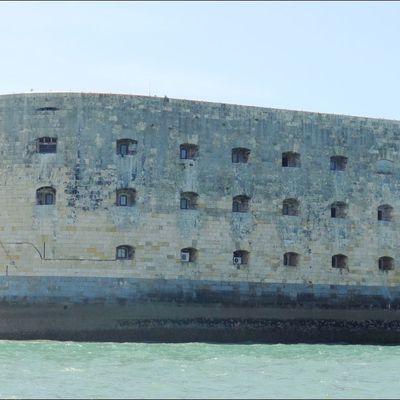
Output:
(0, 92), (399, 287)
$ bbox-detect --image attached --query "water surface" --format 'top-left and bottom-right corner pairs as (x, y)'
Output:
(0, 341), (398, 399)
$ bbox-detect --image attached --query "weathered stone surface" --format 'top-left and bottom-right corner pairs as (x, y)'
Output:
(0, 92), (398, 286)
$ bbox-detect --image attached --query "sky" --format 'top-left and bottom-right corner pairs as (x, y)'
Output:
(0, 1), (400, 120)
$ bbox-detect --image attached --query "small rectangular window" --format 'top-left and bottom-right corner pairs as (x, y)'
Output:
(283, 204), (288, 215)
(238, 153), (245, 163)
(120, 144), (129, 156)
(331, 156), (347, 171)
(180, 198), (188, 209)
(119, 195), (128, 206)
(45, 193), (54, 205)
(232, 148), (250, 164)
(117, 139), (137, 156)
(117, 248), (127, 259)
(180, 148), (188, 159)
(37, 137), (57, 153)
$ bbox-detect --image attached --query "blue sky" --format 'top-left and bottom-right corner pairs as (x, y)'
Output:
(1, 1), (400, 120)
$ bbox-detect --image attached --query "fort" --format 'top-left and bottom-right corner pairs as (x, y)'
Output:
(0, 92), (400, 343)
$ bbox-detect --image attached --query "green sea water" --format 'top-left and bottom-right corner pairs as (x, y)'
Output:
(0, 341), (398, 399)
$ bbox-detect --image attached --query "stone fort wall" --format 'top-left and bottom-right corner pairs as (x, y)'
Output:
(0, 92), (399, 287)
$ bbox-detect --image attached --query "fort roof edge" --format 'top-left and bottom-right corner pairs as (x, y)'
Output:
(0, 91), (398, 125)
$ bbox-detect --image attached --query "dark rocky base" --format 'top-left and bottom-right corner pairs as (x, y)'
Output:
(2, 317), (400, 344)
(1, 276), (400, 344)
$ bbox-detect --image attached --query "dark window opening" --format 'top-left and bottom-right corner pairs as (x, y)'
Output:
(119, 195), (128, 206)
(232, 195), (250, 213)
(180, 247), (198, 263)
(36, 107), (59, 112)
(45, 193), (54, 205)
(378, 205), (393, 222)
(117, 139), (137, 156)
(282, 198), (300, 216)
(180, 198), (188, 209)
(180, 192), (198, 210)
(232, 148), (250, 163)
(282, 152), (300, 167)
(332, 254), (348, 269)
(330, 156), (348, 171)
(36, 187), (56, 205)
(180, 147), (187, 159)
(116, 245), (134, 260)
(180, 144), (199, 160)
(233, 250), (249, 267)
(116, 189), (136, 207)
(379, 256), (394, 271)
(37, 137), (57, 153)
(283, 252), (299, 267)
(331, 202), (347, 219)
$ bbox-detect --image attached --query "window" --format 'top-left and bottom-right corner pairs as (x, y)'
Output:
(119, 195), (128, 206)
(37, 137), (57, 153)
(331, 201), (347, 218)
(116, 189), (136, 207)
(116, 139), (137, 156)
(36, 107), (59, 112)
(332, 254), (348, 269)
(232, 148), (250, 163)
(36, 187), (56, 205)
(330, 156), (347, 171)
(379, 256), (394, 271)
(180, 144), (198, 160)
(180, 192), (198, 210)
(378, 205), (393, 222)
(180, 147), (187, 159)
(233, 250), (249, 267)
(282, 152), (300, 167)
(180, 247), (198, 263)
(282, 198), (300, 216)
(116, 245), (134, 260)
(283, 252), (299, 267)
(180, 197), (188, 209)
(45, 193), (54, 205)
(232, 195), (250, 213)
(376, 159), (393, 175)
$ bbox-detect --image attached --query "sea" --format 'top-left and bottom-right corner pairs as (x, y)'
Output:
(0, 341), (399, 399)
